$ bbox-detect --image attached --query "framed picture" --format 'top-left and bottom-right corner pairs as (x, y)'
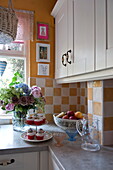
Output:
(36, 43), (50, 62)
(38, 63), (49, 76)
(36, 22), (49, 40)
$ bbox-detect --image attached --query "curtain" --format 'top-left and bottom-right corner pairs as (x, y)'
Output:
(15, 10), (34, 41)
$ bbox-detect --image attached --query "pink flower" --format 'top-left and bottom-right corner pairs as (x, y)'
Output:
(31, 89), (42, 98)
(5, 103), (15, 111)
(31, 86), (41, 91)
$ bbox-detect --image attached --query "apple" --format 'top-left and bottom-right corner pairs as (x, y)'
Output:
(69, 116), (77, 120)
(74, 111), (83, 119)
(62, 115), (69, 119)
(66, 111), (74, 117)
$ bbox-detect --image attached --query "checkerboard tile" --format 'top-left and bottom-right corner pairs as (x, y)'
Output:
(29, 77), (87, 119)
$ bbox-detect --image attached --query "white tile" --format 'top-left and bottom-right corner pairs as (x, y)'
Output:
(93, 87), (103, 102)
(69, 83), (77, 88)
(80, 82), (87, 88)
(104, 102), (113, 117)
(80, 97), (85, 105)
(93, 115), (103, 132)
(36, 78), (45, 87)
(88, 100), (93, 114)
(87, 81), (93, 88)
(61, 88), (69, 96)
(53, 96), (61, 105)
(103, 79), (113, 88)
(45, 105), (53, 114)
(45, 87), (53, 96)
(103, 131), (113, 145)
(69, 96), (77, 105)
(61, 105), (69, 112)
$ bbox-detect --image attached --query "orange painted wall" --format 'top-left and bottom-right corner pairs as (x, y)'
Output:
(0, 0), (57, 78)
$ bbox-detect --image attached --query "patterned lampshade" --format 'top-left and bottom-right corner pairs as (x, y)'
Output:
(0, 61), (7, 76)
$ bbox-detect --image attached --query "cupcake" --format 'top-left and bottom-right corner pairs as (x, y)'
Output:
(34, 117), (43, 125)
(26, 116), (34, 125)
(40, 115), (46, 124)
(27, 128), (35, 140)
(36, 129), (44, 140)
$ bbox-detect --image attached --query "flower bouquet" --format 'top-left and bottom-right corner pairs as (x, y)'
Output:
(0, 72), (45, 131)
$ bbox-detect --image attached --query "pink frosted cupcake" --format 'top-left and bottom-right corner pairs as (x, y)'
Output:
(40, 115), (46, 124)
(34, 117), (43, 125)
(36, 128), (45, 140)
(26, 116), (34, 125)
(27, 128), (35, 140)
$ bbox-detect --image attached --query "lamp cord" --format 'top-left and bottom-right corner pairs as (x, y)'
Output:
(8, 0), (14, 9)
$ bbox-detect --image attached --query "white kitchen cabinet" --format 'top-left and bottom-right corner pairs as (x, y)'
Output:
(52, 0), (113, 83)
(73, 0), (94, 74)
(40, 151), (49, 170)
(0, 152), (39, 170)
(49, 152), (61, 170)
(51, 0), (73, 79)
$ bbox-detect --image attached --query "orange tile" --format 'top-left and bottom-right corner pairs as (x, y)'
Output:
(81, 88), (85, 96)
(62, 97), (69, 104)
(69, 105), (77, 111)
(77, 82), (80, 88)
(93, 102), (102, 116)
(45, 79), (53, 87)
(104, 88), (113, 102)
(54, 88), (61, 96)
(30, 78), (36, 87)
(80, 105), (85, 113)
(104, 117), (113, 131)
(41, 87), (45, 96)
(85, 97), (87, 105)
(62, 84), (69, 88)
(45, 113), (54, 123)
(93, 81), (102, 87)
(70, 88), (77, 96)
(45, 96), (53, 104)
(54, 105), (61, 113)
(88, 88), (93, 100)
(77, 96), (80, 104)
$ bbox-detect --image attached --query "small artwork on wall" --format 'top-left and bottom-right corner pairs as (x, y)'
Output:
(36, 43), (50, 62)
(36, 22), (49, 41)
(38, 63), (49, 76)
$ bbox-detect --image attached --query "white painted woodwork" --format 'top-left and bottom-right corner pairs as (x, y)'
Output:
(0, 152), (39, 170)
(106, 0), (113, 68)
(55, 0), (68, 78)
(40, 151), (49, 170)
(49, 153), (60, 170)
(95, 0), (106, 70)
(74, 0), (94, 74)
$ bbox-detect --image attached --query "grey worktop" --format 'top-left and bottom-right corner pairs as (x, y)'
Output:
(0, 124), (113, 170)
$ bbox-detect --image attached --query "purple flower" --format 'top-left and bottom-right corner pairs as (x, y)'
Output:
(27, 96), (35, 105)
(5, 103), (15, 111)
(31, 86), (41, 91)
(15, 83), (30, 95)
(12, 96), (19, 104)
(19, 96), (28, 106)
(0, 100), (3, 106)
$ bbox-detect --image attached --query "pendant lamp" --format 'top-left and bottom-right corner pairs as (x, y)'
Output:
(0, 61), (7, 76)
(0, 0), (18, 44)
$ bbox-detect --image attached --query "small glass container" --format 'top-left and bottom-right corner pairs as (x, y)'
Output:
(53, 132), (66, 147)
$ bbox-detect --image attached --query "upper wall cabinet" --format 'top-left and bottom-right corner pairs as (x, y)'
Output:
(96, 0), (113, 70)
(52, 0), (113, 83)
(51, 0), (73, 79)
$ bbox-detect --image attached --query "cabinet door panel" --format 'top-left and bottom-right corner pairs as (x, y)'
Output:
(74, 0), (94, 74)
(55, 0), (68, 78)
(95, 0), (106, 70)
(107, 0), (113, 68)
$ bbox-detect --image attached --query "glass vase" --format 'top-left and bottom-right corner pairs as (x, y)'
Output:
(12, 111), (28, 132)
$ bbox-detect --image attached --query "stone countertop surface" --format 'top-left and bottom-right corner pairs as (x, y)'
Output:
(0, 124), (113, 170)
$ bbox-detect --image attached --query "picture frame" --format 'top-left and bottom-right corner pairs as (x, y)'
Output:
(37, 63), (49, 76)
(36, 43), (50, 62)
(36, 22), (49, 41)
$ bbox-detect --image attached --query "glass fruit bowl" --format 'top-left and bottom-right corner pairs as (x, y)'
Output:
(53, 114), (78, 130)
